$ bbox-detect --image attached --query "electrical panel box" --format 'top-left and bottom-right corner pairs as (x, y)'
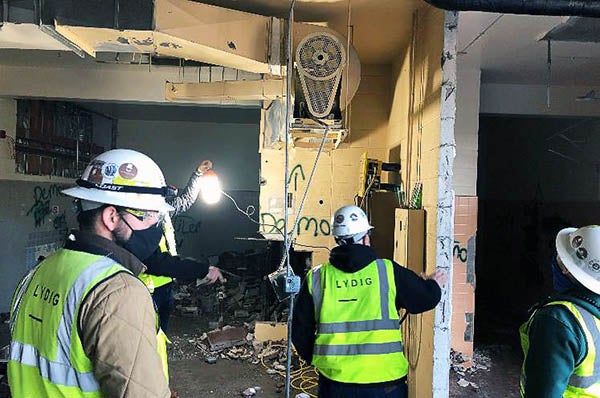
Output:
(393, 208), (425, 273)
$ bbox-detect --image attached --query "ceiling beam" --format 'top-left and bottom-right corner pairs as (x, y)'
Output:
(165, 80), (285, 102)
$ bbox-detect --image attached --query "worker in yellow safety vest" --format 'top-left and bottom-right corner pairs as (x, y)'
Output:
(292, 205), (446, 398)
(127, 160), (224, 332)
(520, 225), (600, 397)
(8, 149), (174, 397)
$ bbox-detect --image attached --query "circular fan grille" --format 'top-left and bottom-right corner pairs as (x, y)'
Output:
(297, 34), (343, 79)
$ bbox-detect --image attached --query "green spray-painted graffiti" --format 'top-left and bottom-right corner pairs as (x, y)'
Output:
(288, 164), (306, 192)
(260, 212), (330, 237)
(27, 185), (67, 227)
(453, 240), (468, 263)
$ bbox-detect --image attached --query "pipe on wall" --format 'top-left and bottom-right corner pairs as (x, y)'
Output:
(423, 0), (600, 17)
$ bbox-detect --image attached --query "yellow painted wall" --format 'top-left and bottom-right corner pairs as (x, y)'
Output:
(388, 6), (445, 398)
(259, 64), (392, 266)
(258, 5), (445, 396)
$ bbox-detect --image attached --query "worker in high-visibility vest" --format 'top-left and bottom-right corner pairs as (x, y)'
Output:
(124, 160), (224, 332)
(292, 205), (446, 398)
(520, 225), (600, 397)
(8, 149), (173, 397)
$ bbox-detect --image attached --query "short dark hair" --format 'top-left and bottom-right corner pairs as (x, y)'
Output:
(76, 204), (110, 232)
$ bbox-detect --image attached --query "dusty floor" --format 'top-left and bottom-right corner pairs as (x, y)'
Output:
(0, 317), (523, 398)
(166, 316), (313, 397)
(449, 345), (522, 398)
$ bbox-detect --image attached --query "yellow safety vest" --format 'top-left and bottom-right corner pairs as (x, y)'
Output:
(520, 300), (600, 397)
(8, 249), (169, 397)
(139, 214), (177, 293)
(307, 258), (408, 383)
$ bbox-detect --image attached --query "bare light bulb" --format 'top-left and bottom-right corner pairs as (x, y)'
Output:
(200, 170), (222, 204)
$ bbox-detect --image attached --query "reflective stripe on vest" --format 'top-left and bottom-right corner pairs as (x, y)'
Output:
(568, 303), (600, 390)
(312, 259), (402, 355)
(9, 251), (170, 395)
(9, 341), (98, 392)
(9, 255), (117, 393)
(520, 300), (600, 397)
(308, 258), (408, 384)
(313, 341), (403, 356)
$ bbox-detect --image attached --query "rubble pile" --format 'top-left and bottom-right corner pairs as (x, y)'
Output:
(168, 323), (291, 370)
(451, 348), (493, 391)
(168, 322), (302, 396)
(173, 250), (287, 325)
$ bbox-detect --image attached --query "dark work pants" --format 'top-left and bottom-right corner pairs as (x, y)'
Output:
(318, 374), (408, 398)
(153, 282), (174, 332)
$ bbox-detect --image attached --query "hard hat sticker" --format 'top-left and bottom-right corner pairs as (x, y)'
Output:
(88, 165), (104, 184)
(335, 215), (344, 224)
(119, 163), (138, 180)
(572, 235), (583, 248)
(590, 262), (600, 272)
(102, 163), (117, 178)
(350, 213), (358, 221)
(577, 247), (588, 260)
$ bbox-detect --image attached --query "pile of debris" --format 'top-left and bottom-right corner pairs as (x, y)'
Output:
(173, 250), (289, 326)
(450, 348), (492, 391)
(167, 321), (306, 396)
(168, 322), (291, 369)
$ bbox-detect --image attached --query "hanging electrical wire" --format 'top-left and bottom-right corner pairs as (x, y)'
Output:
(283, 2), (297, 397)
(220, 190), (285, 238)
(279, 125), (330, 268)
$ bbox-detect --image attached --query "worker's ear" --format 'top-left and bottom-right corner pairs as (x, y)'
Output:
(362, 234), (371, 246)
(101, 206), (121, 232)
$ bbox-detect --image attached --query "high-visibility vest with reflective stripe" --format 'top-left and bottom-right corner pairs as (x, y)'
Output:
(139, 215), (176, 293)
(8, 249), (169, 397)
(520, 300), (600, 397)
(307, 258), (408, 384)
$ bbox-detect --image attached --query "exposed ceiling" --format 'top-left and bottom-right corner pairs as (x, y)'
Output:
(5, 2), (600, 92)
(459, 12), (600, 86)
(192, 0), (424, 64)
(0, 0), (423, 66)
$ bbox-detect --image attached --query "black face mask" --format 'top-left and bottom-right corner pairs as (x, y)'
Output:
(121, 218), (163, 261)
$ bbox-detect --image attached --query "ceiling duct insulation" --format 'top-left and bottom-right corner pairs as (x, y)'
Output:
(52, 0), (277, 74)
(541, 17), (600, 43)
(1, 0), (153, 28)
(423, 0), (600, 17)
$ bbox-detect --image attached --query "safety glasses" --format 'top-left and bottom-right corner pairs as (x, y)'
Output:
(120, 208), (166, 226)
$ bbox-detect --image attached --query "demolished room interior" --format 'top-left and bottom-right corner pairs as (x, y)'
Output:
(0, 0), (460, 397)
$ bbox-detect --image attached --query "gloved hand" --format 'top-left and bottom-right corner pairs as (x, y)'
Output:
(170, 389), (179, 398)
(197, 160), (213, 174)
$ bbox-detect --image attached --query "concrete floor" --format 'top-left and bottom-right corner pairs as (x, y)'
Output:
(0, 317), (523, 398)
(449, 345), (522, 398)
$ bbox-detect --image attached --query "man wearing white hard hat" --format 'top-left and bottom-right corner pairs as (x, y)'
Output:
(520, 225), (600, 397)
(292, 205), (446, 398)
(8, 149), (172, 397)
(122, 158), (224, 332)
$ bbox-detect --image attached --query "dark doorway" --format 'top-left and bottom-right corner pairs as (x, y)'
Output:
(475, 114), (600, 346)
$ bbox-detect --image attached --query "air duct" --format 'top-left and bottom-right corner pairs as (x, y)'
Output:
(422, 0), (600, 17)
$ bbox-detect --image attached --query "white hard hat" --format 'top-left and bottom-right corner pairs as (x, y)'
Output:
(556, 225), (600, 294)
(62, 149), (174, 212)
(332, 205), (373, 242)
